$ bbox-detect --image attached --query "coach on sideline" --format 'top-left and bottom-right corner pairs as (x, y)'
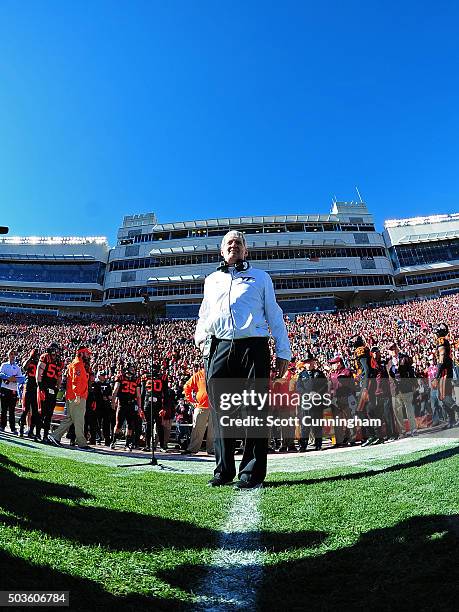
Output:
(195, 230), (291, 489)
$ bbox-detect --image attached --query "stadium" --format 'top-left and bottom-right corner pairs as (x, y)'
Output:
(2, 200), (459, 316)
(1, 199), (459, 610)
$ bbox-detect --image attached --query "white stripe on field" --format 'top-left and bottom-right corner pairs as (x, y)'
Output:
(195, 488), (263, 611)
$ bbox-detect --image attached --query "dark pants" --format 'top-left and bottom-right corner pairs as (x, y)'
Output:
(144, 400), (166, 449)
(300, 405), (324, 449)
(205, 336), (270, 484)
(357, 394), (377, 440)
(367, 395), (385, 439)
(37, 387), (58, 439)
(144, 400), (154, 447)
(1, 388), (18, 431)
(19, 386), (40, 435)
(87, 405), (103, 444)
(375, 395), (395, 438)
(96, 402), (113, 444)
(441, 394), (458, 426)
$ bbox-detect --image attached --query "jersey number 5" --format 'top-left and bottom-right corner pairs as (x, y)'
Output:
(47, 363), (59, 379)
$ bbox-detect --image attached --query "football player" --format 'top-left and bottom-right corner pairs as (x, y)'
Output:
(110, 362), (143, 450)
(36, 343), (64, 442)
(19, 348), (40, 439)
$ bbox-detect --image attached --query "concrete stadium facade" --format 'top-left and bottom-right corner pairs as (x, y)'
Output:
(1, 203), (458, 316)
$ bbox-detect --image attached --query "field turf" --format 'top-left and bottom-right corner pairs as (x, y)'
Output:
(1, 439), (458, 611)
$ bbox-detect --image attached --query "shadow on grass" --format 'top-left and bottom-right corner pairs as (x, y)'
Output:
(0, 454), (324, 554)
(265, 444), (459, 488)
(0, 549), (176, 612)
(163, 514), (459, 611)
(257, 514), (459, 611)
(0, 452), (327, 609)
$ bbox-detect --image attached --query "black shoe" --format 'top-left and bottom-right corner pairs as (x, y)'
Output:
(297, 446), (307, 452)
(77, 445), (92, 450)
(143, 446), (152, 452)
(361, 437), (375, 448)
(207, 475), (234, 487)
(234, 479), (263, 490)
(19, 426), (24, 437)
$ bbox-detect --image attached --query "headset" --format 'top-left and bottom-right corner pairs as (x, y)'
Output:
(215, 259), (250, 369)
(216, 259), (250, 273)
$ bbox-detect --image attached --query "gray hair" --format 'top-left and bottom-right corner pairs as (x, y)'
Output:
(221, 230), (247, 249)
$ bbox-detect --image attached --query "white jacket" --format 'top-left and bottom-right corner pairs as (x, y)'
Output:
(195, 266), (292, 361)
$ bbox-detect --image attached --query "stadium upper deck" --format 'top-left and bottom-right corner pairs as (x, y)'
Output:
(383, 212), (459, 300)
(0, 236), (109, 314)
(3, 203), (459, 316)
(104, 201), (394, 315)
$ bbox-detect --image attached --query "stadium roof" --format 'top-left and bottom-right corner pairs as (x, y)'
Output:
(397, 229), (459, 244)
(150, 214), (344, 231)
(384, 213), (459, 229)
(0, 236), (108, 246)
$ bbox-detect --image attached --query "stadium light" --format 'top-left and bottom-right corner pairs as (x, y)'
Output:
(0, 236), (108, 245)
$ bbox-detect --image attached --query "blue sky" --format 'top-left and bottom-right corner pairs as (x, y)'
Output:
(1, 1), (458, 244)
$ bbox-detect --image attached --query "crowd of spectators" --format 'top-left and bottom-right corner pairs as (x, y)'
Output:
(287, 294), (459, 374)
(3, 293), (458, 383)
(0, 292), (458, 448)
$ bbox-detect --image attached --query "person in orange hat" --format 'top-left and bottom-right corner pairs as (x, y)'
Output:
(48, 346), (92, 449)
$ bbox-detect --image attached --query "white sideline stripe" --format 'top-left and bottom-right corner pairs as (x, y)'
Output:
(195, 489), (263, 610)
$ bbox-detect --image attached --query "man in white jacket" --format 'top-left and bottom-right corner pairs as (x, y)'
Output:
(195, 230), (291, 489)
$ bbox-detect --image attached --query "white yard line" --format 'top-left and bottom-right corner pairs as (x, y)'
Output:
(195, 488), (264, 611)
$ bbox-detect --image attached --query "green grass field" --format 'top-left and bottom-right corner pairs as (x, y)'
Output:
(1, 439), (458, 611)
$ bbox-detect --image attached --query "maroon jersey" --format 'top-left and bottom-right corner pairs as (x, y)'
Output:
(23, 358), (38, 391)
(39, 353), (64, 389)
(116, 373), (140, 403)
